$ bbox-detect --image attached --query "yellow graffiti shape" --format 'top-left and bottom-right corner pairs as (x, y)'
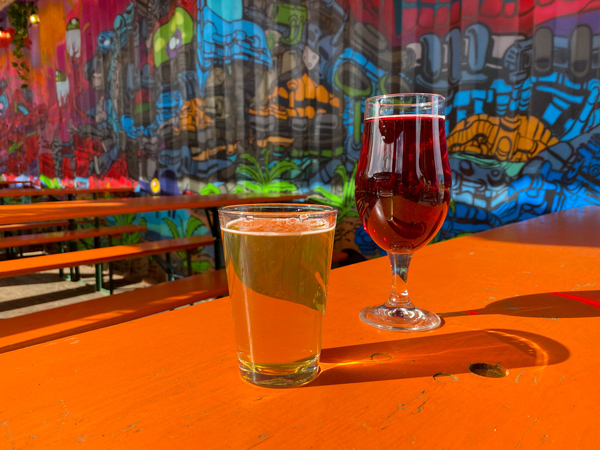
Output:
(177, 98), (214, 135)
(192, 143), (237, 162)
(251, 74), (340, 120)
(447, 114), (559, 162)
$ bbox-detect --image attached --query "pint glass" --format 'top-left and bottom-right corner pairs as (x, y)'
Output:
(219, 204), (337, 388)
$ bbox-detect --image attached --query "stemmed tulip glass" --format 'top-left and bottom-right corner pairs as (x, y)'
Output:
(355, 93), (452, 332)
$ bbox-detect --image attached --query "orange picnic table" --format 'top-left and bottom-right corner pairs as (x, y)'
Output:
(0, 180), (32, 188)
(0, 193), (307, 269)
(0, 193), (306, 225)
(1, 206), (598, 448)
(0, 186), (135, 199)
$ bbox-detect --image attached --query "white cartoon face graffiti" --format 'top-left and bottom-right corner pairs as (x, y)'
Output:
(302, 45), (320, 71)
(66, 18), (81, 58)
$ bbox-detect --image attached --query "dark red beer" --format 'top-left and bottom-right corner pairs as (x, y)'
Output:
(355, 115), (452, 253)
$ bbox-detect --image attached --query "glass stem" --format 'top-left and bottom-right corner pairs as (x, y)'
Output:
(386, 253), (416, 310)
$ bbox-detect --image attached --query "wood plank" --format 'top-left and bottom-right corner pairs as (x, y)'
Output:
(0, 220), (70, 232)
(0, 180), (31, 187)
(0, 235), (214, 278)
(0, 186), (135, 198)
(0, 193), (307, 225)
(0, 224), (147, 249)
(0, 269), (228, 354)
(332, 250), (348, 264)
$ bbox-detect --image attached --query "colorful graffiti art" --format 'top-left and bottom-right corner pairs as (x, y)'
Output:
(0, 0), (599, 262)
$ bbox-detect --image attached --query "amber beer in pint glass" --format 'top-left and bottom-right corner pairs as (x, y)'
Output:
(219, 204), (337, 388)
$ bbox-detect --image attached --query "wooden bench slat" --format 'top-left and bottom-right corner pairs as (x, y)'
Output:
(0, 269), (229, 354)
(0, 235), (214, 279)
(0, 224), (147, 250)
(0, 220), (70, 233)
(332, 251), (348, 264)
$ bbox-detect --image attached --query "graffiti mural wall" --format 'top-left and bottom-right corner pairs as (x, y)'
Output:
(1, 0), (599, 262)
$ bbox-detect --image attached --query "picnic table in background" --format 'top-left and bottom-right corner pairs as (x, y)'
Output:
(0, 186), (136, 200)
(1, 206), (598, 448)
(0, 193), (307, 225)
(0, 193), (308, 288)
(0, 193), (307, 268)
(0, 186), (137, 206)
(0, 180), (32, 188)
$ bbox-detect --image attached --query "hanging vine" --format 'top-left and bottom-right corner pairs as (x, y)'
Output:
(7, 1), (37, 88)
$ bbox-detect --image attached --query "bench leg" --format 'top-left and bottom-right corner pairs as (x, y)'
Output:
(205, 207), (224, 270)
(58, 242), (65, 279)
(165, 252), (174, 281)
(186, 249), (193, 277)
(96, 263), (115, 296)
(6, 234), (13, 259)
(67, 220), (80, 282)
(95, 263), (103, 292)
(92, 219), (106, 291)
(109, 262), (114, 295)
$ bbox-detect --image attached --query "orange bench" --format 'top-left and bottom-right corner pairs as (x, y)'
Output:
(0, 235), (215, 293)
(0, 252), (347, 355)
(0, 220), (72, 260)
(0, 268), (229, 355)
(0, 220), (69, 233)
(331, 250), (348, 265)
(0, 224), (146, 250)
(0, 180), (32, 188)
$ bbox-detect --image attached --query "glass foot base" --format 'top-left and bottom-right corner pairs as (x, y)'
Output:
(239, 357), (319, 388)
(360, 305), (441, 332)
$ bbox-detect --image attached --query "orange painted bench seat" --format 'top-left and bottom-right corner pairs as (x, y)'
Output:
(0, 186), (135, 198)
(0, 224), (147, 250)
(0, 180), (31, 187)
(0, 235), (214, 279)
(0, 269), (229, 355)
(0, 220), (70, 233)
(331, 250), (348, 264)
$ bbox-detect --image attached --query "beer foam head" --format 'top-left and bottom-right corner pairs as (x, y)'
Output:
(224, 217), (334, 235)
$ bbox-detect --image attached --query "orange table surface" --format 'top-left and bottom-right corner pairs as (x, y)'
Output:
(1, 206), (599, 449)
(0, 187), (135, 198)
(0, 193), (306, 225)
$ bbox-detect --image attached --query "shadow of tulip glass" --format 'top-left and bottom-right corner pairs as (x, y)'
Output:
(308, 328), (568, 387)
(438, 291), (600, 320)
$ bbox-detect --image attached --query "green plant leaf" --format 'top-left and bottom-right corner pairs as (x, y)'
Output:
(236, 165), (263, 182)
(163, 217), (181, 239)
(239, 180), (263, 192)
(185, 216), (205, 237)
(312, 186), (342, 204)
(122, 231), (142, 245)
(266, 181), (298, 192)
(266, 161), (300, 181)
(200, 183), (221, 195)
(191, 260), (213, 273)
(7, 1), (35, 84)
(334, 164), (350, 184)
(239, 152), (259, 166)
